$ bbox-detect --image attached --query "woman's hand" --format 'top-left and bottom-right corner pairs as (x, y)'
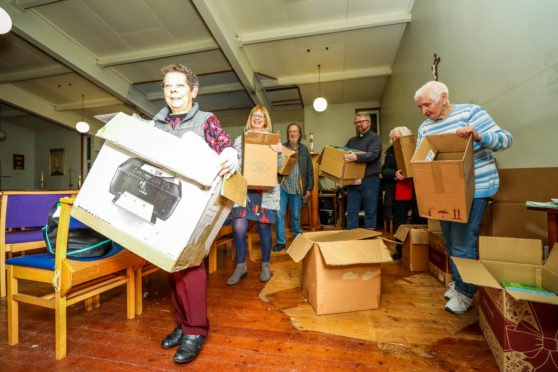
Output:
(270, 141), (283, 153)
(394, 170), (405, 181)
(456, 126), (482, 142)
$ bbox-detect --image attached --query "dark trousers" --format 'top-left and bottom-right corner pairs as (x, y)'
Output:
(168, 261), (209, 336)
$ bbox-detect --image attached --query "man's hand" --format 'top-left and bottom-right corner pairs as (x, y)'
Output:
(218, 147), (239, 179)
(344, 151), (357, 162)
(306, 190), (312, 198)
(394, 170), (405, 181)
(456, 126), (482, 142)
(270, 141), (283, 153)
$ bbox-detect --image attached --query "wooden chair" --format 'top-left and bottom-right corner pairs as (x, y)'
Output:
(1, 190), (78, 297)
(134, 262), (159, 315)
(207, 221), (258, 274)
(7, 197), (145, 359)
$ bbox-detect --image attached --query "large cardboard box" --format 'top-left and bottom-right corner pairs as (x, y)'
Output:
(242, 131), (280, 189)
(278, 147), (297, 176)
(393, 134), (417, 178)
(71, 113), (247, 272)
(287, 229), (392, 315)
(318, 146), (366, 185)
(394, 225), (429, 271)
(411, 133), (474, 222)
(427, 218), (442, 233)
(454, 236), (558, 372)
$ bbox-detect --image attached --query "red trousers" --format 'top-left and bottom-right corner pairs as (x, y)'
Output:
(167, 261), (209, 336)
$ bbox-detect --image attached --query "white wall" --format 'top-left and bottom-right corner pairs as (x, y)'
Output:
(0, 121), (36, 190)
(381, 0), (558, 168)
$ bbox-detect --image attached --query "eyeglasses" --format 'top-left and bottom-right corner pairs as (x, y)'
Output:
(163, 83), (187, 90)
(353, 120), (370, 125)
(251, 113), (265, 119)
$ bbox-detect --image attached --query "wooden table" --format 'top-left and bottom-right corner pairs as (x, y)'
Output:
(526, 206), (558, 251)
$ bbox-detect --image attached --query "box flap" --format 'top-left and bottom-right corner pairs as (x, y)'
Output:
(311, 228), (382, 242)
(221, 171), (247, 206)
(317, 239), (392, 266)
(479, 236), (542, 265)
(97, 112), (220, 187)
(394, 225), (410, 242)
(452, 257), (502, 289)
(287, 233), (315, 263)
(394, 224), (428, 243)
(545, 243), (558, 272)
(505, 288), (558, 305)
(244, 131), (280, 145)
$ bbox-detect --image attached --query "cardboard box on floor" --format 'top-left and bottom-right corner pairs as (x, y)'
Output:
(394, 225), (429, 271)
(428, 231), (452, 286)
(393, 134), (417, 178)
(453, 237), (558, 372)
(411, 133), (474, 223)
(242, 131), (280, 189)
(278, 147), (297, 176)
(287, 229), (392, 315)
(71, 113), (247, 273)
(318, 146), (366, 185)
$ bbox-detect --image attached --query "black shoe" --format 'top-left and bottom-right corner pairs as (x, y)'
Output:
(273, 243), (286, 252)
(161, 325), (183, 349)
(174, 334), (206, 364)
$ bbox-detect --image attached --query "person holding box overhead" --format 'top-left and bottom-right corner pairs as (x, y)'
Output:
(344, 112), (382, 230)
(153, 64), (238, 364)
(414, 81), (512, 315)
(227, 106), (284, 285)
(273, 123), (314, 252)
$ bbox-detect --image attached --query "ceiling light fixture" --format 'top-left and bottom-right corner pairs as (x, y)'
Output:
(0, 7), (12, 34)
(76, 94), (90, 133)
(312, 64), (327, 112)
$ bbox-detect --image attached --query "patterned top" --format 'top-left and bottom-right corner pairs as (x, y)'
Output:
(281, 159), (301, 195)
(166, 113), (232, 154)
(416, 104), (513, 198)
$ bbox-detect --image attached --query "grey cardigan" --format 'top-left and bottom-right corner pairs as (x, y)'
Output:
(234, 130), (284, 210)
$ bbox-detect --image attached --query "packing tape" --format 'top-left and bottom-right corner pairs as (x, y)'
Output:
(432, 163), (445, 194)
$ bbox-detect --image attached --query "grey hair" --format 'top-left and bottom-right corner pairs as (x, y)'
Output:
(414, 81), (450, 103)
(355, 112), (371, 121)
(389, 126), (412, 145)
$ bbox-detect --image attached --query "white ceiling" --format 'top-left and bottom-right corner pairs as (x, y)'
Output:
(0, 0), (414, 132)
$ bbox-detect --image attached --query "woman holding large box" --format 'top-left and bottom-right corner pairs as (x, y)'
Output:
(227, 106), (284, 285)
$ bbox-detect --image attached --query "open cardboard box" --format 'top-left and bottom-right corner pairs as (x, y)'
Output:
(278, 147), (298, 176)
(393, 134), (417, 178)
(453, 236), (558, 372)
(287, 228), (392, 315)
(71, 113), (247, 272)
(318, 146), (366, 185)
(242, 131), (280, 189)
(411, 133), (474, 222)
(394, 224), (430, 271)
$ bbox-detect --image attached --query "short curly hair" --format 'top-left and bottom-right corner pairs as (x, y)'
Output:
(161, 63), (199, 89)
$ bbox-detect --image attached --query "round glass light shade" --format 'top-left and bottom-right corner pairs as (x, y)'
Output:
(313, 97), (327, 112)
(0, 7), (12, 35)
(76, 121), (90, 133)
(0, 129), (6, 141)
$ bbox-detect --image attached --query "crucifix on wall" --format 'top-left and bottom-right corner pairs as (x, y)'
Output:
(431, 53), (441, 81)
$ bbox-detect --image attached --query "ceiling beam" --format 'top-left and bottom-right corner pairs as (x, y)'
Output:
(192, 0), (271, 111)
(146, 82), (245, 101)
(13, 0), (61, 10)
(97, 39), (219, 67)
(0, 64), (71, 83)
(277, 66), (392, 85)
(1, 0), (160, 117)
(54, 97), (123, 111)
(237, 11), (412, 45)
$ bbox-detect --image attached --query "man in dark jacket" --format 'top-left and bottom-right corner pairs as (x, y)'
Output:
(273, 123), (314, 251)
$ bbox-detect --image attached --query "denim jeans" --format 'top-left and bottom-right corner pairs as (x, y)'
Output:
(346, 177), (380, 230)
(275, 188), (302, 245)
(440, 197), (489, 298)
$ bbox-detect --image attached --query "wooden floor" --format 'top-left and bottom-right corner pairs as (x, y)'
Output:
(0, 228), (499, 371)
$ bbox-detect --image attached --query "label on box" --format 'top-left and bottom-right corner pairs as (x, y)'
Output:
(425, 150), (436, 162)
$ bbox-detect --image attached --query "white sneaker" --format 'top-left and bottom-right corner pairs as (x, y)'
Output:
(444, 281), (456, 300)
(445, 290), (473, 315)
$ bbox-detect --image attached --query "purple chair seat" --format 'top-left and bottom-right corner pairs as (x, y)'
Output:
(5, 229), (44, 245)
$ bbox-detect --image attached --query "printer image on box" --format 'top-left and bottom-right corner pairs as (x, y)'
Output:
(109, 158), (182, 224)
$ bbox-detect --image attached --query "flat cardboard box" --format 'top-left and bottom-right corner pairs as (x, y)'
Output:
(454, 236), (558, 372)
(393, 134), (417, 178)
(429, 262), (453, 287)
(427, 218), (441, 233)
(411, 133), (474, 222)
(491, 201), (548, 244)
(318, 146), (366, 185)
(428, 231), (452, 272)
(287, 229), (392, 315)
(242, 131), (280, 189)
(71, 113), (247, 272)
(492, 167), (558, 203)
(394, 224), (429, 271)
(278, 147), (298, 175)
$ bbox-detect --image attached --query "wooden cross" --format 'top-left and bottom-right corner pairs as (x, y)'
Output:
(431, 53), (441, 81)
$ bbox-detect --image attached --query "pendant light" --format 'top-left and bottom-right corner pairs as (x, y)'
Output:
(0, 7), (12, 35)
(76, 94), (90, 133)
(312, 64), (327, 112)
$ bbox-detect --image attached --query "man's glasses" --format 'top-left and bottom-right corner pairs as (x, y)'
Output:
(163, 83), (187, 90)
(251, 113), (265, 119)
(354, 120), (370, 125)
